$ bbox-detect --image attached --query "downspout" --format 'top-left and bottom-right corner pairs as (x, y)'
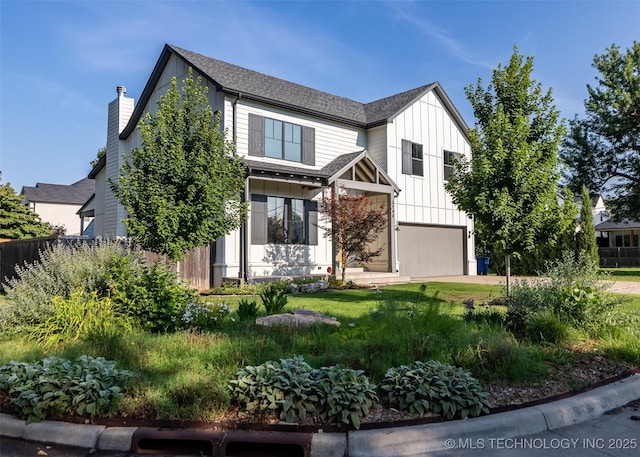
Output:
(232, 93), (248, 284)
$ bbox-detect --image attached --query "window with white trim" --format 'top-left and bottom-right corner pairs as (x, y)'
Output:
(444, 150), (462, 181)
(401, 140), (423, 176)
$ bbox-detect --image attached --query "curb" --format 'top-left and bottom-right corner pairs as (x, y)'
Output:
(1, 374), (639, 456)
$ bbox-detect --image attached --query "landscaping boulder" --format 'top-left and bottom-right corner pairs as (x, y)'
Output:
(288, 280), (329, 294)
(255, 309), (340, 328)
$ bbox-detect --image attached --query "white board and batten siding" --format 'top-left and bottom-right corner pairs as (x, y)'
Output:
(387, 89), (475, 277)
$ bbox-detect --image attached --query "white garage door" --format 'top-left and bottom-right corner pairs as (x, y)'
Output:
(398, 224), (465, 277)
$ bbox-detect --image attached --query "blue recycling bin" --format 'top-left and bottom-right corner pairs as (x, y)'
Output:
(477, 257), (490, 275)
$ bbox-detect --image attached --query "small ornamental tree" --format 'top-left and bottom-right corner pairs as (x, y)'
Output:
(0, 173), (50, 239)
(445, 48), (565, 295)
(110, 69), (247, 261)
(576, 185), (599, 268)
(319, 189), (388, 282)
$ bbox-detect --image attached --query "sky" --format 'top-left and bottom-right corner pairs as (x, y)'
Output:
(1, 0), (638, 192)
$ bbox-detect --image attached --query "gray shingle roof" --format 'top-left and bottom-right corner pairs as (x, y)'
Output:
(595, 218), (640, 230)
(121, 44), (468, 139)
(21, 178), (95, 205)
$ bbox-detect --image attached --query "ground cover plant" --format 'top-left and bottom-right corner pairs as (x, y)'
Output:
(1, 253), (638, 427)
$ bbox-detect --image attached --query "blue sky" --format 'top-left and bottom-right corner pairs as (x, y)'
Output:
(1, 0), (638, 192)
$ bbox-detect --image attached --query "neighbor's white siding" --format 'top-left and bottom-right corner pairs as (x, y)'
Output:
(30, 202), (83, 236)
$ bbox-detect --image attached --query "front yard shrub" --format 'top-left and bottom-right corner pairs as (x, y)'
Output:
(108, 262), (196, 332)
(379, 360), (491, 419)
(29, 291), (133, 349)
(179, 302), (232, 331)
(508, 251), (619, 332)
(0, 355), (133, 423)
(1, 240), (132, 329)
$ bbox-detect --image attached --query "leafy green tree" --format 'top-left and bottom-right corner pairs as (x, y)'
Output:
(110, 69), (247, 261)
(0, 173), (50, 239)
(561, 42), (640, 219)
(90, 146), (106, 168)
(576, 185), (599, 267)
(445, 48), (566, 294)
(319, 189), (388, 283)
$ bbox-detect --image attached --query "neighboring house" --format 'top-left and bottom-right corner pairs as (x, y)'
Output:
(21, 178), (95, 236)
(89, 44), (475, 284)
(594, 218), (640, 248)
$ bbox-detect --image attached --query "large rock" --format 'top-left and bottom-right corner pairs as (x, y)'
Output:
(255, 309), (340, 328)
(288, 280), (330, 294)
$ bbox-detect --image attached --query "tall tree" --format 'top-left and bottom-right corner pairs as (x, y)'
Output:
(576, 185), (599, 268)
(110, 69), (247, 261)
(561, 41), (640, 219)
(445, 47), (566, 294)
(319, 189), (388, 283)
(0, 173), (50, 239)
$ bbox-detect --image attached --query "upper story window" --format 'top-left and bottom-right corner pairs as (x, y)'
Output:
(401, 140), (423, 176)
(444, 150), (462, 181)
(265, 119), (302, 162)
(249, 113), (315, 165)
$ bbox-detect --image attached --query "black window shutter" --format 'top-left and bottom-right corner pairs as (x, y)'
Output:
(307, 200), (318, 245)
(302, 126), (315, 166)
(248, 114), (264, 157)
(251, 194), (267, 245)
(401, 139), (412, 175)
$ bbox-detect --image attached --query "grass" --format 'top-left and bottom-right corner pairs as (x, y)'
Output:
(600, 267), (640, 282)
(1, 281), (638, 422)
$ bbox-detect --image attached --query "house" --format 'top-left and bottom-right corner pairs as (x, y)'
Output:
(595, 218), (640, 248)
(21, 178), (95, 236)
(88, 44), (475, 285)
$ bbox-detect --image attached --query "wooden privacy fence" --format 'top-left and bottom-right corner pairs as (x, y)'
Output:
(599, 247), (640, 268)
(0, 236), (212, 292)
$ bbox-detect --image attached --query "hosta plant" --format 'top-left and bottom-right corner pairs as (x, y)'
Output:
(228, 356), (317, 424)
(312, 365), (378, 430)
(379, 360), (491, 419)
(0, 355), (133, 423)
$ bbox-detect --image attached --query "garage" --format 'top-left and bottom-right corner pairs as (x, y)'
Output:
(397, 224), (465, 277)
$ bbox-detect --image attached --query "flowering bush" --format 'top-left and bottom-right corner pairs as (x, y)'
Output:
(180, 301), (232, 331)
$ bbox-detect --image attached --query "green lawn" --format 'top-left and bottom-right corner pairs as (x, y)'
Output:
(601, 267), (640, 282)
(1, 281), (638, 423)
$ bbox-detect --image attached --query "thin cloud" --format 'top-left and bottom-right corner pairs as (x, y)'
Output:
(389, 4), (494, 70)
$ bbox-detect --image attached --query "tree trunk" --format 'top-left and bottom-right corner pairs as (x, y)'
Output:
(505, 253), (511, 297)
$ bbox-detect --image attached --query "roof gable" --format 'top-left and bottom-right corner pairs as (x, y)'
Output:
(21, 178), (95, 205)
(121, 44), (468, 138)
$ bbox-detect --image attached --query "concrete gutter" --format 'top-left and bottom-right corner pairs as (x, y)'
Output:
(1, 375), (638, 456)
